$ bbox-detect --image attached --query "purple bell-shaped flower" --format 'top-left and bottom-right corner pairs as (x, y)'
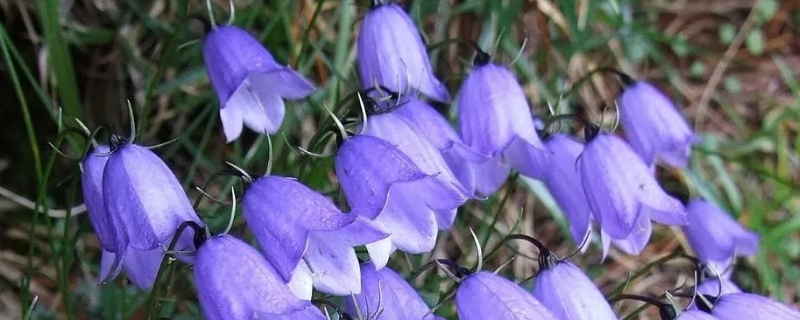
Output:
(541, 134), (591, 244)
(395, 97), (510, 198)
(456, 271), (558, 320)
(682, 198), (759, 264)
(194, 235), (326, 320)
(242, 175), (388, 295)
(345, 263), (441, 320)
(579, 132), (686, 241)
(701, 292), (800, 320)
(203, 25), (316, 142)
(102, 138), (202, 276)
(357, 3), (450, 102)
(335, 135), (466, 268)
(532, 259), (617, 320)
(82, 144), (166, 288)
(456, 57), (549, 180)
(619, 80), (700, 168)
(81, 144), (117, 253)
(361, 111), (470, 228)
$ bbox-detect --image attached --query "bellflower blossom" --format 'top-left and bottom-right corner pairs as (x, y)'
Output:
(345, 263), (441, 320)
(682, 198), (759, 264)
(456, 271), (558, 320)
(541, 134), (591, 244)
(194, 235), (326, 320)
(700, 292), (800, 320)
(334, 135), (466, 268)
(242, 175), (388, 295)
(456, 57), (550, 180)
(579, 132), (686, 241)
(102, 138), (202, 277)
(532, 257), (617, 320)
(619, 80), (700, 168)
(361, 111), (470, 228)
(82, 144), (164, 287)
(395, 97), (510, 198)
(203, 25), (316, 142)
(357, 3), (450, 102)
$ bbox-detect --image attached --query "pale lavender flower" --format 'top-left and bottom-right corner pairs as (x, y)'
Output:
(357, 3), (450, 102)
(203, 25), (316, 142)
(541, 134), (591, 244)
(194, 235), (326, 320)
(99, 248), (162, 290)
(705, 293), (800, 320)
(533, 260), (618, 320)
(456, 60), (549, 180)
(682, 198), (759, 264)
(456, 271), (558, 320)
(243, 175), (388, 295)
(619, 81), (700, 168)
(345, 263), (441, 320)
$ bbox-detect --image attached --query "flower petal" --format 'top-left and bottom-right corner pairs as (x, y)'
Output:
(304, 233), (362, 295)
(219, 104), (244, 142)
(682, 199), (759, 263)
(711, 293), (800, 320)
(543, 135), (592, 244)
(81, 145), (116, 252)
(533, 262), (618, 320)
(456, 271), (557, 320)
(249, 68), (316, 100)
(227, 78), (285, 135)
(287, 260), (314, 301)
(345, 263), (439, 320)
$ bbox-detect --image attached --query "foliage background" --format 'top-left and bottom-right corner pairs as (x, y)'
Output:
(0, 0), (798, 319)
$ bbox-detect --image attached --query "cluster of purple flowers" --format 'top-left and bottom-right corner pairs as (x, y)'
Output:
(75, 1), (798, 319)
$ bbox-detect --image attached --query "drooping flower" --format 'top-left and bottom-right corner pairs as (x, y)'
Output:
(357, 3), (449, 102)
(99, 248), (162, 290)
(682, 198), (759, 264)
(578, 132), (686, 241)
(532, 257), (618, 320)
(345, 263), (441, 320)
(700, 292), (800, 320)
(102, 138), (202, 276)
(600, 214), (653, 257)
(395, 97), (510, 198)
(541, 134), (591, 244)
(194, 235), (326, 320)
(456, 271), (558, 320)
(619, 80), (700, 168)
(80, 144), (117, 253)
(361, 111), (470, 228)
(203, 25), (316, 142)
(456, 57), (549, 180)
(242, 175), (388, 295)
(334, 135), (466, 268)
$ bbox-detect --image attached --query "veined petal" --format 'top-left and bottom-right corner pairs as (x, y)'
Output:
(394, 97), (459, 151)
(345, 263), (439, 320)
(357, 4), (450, 102)
(601, 215), (652, 258)
(533, 262), (618, 320)
(228, 78), (285, 135)
(219, 103), (244, 142)
(579, 134), (642, 238)
(456, 271), (557, 320)
(543, 135), (591, 244)
(288, 261), (314, 301)
(456, 63), (541, 158)
(363, 112), (469, 198)
(335, 135), (428, 219)
(503, 136), (550, 181)
(304, 233), (362, 295)
(365, 237), (395, 269)
(373, 182), (438, 254)
(81, 145), (116, 252)
(249, 68), (316, 100)
(120, 246), (163, 290)
(316, 215), (389, 247)
(194, 235), (322, 320)
(103, 144), (200, 251)
(682, 199), (759, 263)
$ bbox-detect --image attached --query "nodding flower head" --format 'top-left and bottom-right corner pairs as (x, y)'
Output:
(99, 247), (162, 290)
(532, 256), (617, 319)
(619, 80), (700, 168)
(455, 271), (558, 320)
(194, 235), (326, 320)
(357, 3), (450, 102)
(345, 263), (441, 320)
(361, 110), (470, 228)
(203, 25), (316, 142)
(696, 292), (800, 320)
(334, 135), (466, 268)
(101, 140), (203, 278)
(682, 198), (759, 264)
(395, 97), (510, 198)
(578, 133), (686, 242)
(541, 134), (592, 245)
(456, 59), (549, 180)
(242, 175), (388, 295)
